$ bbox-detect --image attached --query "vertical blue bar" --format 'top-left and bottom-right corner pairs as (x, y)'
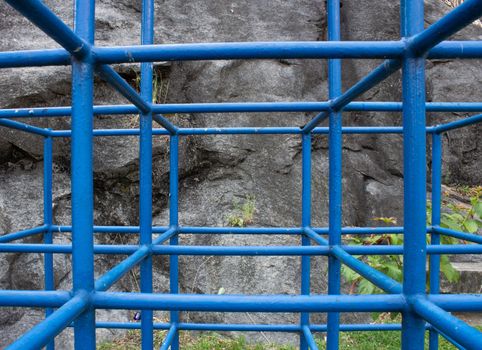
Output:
(169, 135), (180, 350)
(140, 0), (154, 347)
(401, 1), (427, 349)
(429, 132), (442, 349)
(327, 1), (342, 349)
(72, 0), (96, 348)
(300, 133), (311, 350)
(43, 133), (54, 350)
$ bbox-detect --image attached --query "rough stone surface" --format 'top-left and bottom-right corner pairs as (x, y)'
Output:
(0, 0), (481, 347)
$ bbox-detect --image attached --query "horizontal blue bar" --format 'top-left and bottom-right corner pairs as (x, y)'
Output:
(94, 41), (405, 62)
(427, 294), (482, 312)
(2, 291), (480, 313)
(51, 126), (410, 137)
(3, 102), (482, 120)
(94, 321), (424, 332)
(435, 113), (482, 133)
(93, 292), (407, 312)
(0, 290), (71, 307)
(1, 41), (482, 69)
(49, 225), (404, 235)
(0, 49), (71, 68)
(1, 243), (481, 255)
(0, 225), (47, 243)
(93, 41), (482, 64)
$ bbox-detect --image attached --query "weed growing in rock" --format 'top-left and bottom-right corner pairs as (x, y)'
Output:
(226, 195), (256, 227)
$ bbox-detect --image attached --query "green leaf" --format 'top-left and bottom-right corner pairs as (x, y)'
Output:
(474, 201), (482, 218)
(440, 255), (460, 283)
(463, 219), (478, 233)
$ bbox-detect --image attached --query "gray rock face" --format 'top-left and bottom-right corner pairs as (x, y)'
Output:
(0, 0), (481, 347)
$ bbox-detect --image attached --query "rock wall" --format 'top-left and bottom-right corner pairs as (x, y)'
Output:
(0, 0), (480, 347)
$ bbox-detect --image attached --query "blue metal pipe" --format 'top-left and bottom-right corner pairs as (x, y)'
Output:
(159, 324), (178, 350)
(401, 0), (427, 348)
(434, 226), (482, 244)
(0, 225), (47, 243)
(92, 292), (407, 312)
(331, 245), (403, 294)
(0, 39), (477, 69)
(43, 135), (55, 350)
(412, 296), (482, 350)
(0, 118), (50, 136)
(169, 134), (180, 349)
(93, 41), (405, 62)
(326, 1), (343, 347)
(92, 41), (482, 63)
(71, 0), (96, 348)
(153, 114), (178, 134)
(427, 294), (482, 312)
(94, 245), (150, 292)
(3, 0), (90, 59)
(0, 290), (71, 307)
(139, 0), (155, 345)
(302, 325), (319, 350)
(408, 0), (482, 56)
(4, 102), (482, 120)
(51, 224), (168, 234)
(0, 49), (70, 68)
(48, 225), (404, 236)
(300, 133), (312, 350)
(5, 293), (89, 350)
(95, 64), (151, 114)
(429, 132), (442, 350)
(302, 59), (402, 133)
(435, 113), (482, 133)
(2, 242), (482, 255)
(94, 321), (425, 332)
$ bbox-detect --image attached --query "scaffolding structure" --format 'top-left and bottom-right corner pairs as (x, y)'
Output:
(0, 0), (482, 349)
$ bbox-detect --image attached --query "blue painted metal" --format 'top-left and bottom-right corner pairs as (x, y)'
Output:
(401, 0), (427, 349)
(326, 0), (342, 348)
(169, 135), (180, 349)
(412, 296), (482, 350)
(300, 133), (312, 350)
(93, 293), (408, 312)
(5, 293), (89, 350)
(0, 225), (47, 243)
(429, 133), (442, 350)
(43, 134), (55, 350)
(140, 0), (155, 346)
(1, 0), (482, 348)
(3, 102), (482, 120)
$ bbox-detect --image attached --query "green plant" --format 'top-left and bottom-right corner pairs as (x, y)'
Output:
(226, 195), (256, 227)
(342, 194), (481, 313)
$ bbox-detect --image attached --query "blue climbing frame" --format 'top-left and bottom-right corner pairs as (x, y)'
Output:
(0, 0), (481, 348)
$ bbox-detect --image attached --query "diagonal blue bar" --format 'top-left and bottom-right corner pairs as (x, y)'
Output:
(302, 325), (319, 350)
(95, 64), (151, 114)
(5, 293), (89, 350)
(4, 0), (90, 59)
(0, 225), (47, 243)
(159, 325), (178, 350)
(435, 113), (482, 133)
(412, 295), (482, 350)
